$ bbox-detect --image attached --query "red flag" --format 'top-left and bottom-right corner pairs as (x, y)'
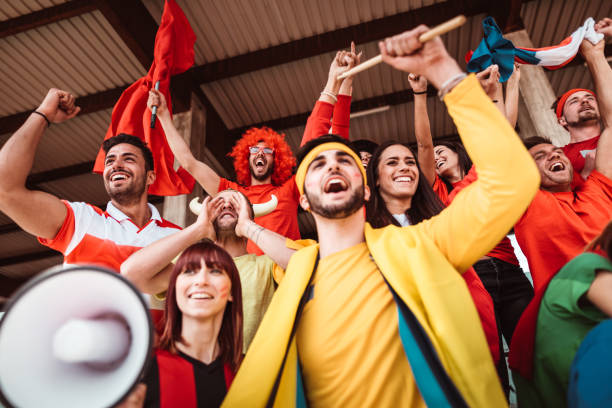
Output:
(93, 0), (196, 196)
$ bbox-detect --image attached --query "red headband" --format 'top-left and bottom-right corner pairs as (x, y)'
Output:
(555, 88), (596, 119)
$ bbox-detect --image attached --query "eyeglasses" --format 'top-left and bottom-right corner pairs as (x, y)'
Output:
(249, 146), (274, 154)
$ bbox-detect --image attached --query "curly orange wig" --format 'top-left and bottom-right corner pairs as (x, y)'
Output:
(229, 127), (296, 186)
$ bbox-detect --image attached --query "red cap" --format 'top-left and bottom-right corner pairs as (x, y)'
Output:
(555, 88), (596, 119)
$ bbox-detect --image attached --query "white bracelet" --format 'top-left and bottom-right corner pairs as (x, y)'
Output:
(438, 72), (467, 101)
(320, 90), (338, 103)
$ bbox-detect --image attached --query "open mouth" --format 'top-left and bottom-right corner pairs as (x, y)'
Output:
(110, 172), (129, 182)
(394, 176), (413, 183)
(324, 177), (348, 193)
(549, 161), (565, 172)
(189, 293), (212, 300)
(218, 210), (237, 220)
(436, 160), (445, 169)
(254, 157), (266, 169)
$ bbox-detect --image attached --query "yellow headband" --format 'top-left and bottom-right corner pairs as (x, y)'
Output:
(295, 142), (367, 195)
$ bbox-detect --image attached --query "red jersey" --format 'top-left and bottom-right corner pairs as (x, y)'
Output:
(514, 170), (612, 292)
(38, 201), (181, 272)
(562, 135), (599, 179)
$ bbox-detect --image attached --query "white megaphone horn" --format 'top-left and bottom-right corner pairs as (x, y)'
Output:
(0, 265), (153, 408)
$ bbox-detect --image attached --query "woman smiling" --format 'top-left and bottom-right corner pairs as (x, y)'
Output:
(142, 240), (243, 408)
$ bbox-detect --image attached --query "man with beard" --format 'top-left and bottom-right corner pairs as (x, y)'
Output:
(223, 23), (539, 408)
(512, 32), (612, 293)
(121, 189), (296, 351)
(509, 116), (612, 407)
(147, 48), (360, 255)
(554, 18), (612, 182)
(508, 33), (612, 406)
(0, 89), (181, 272)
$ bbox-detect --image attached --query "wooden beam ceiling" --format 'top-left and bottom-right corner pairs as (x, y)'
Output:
(97, 0), (159, 69)
(0, 0), (489, 135)
(0, 0), (97, 38)
(0, 86), (127, 137)
(184, 0), (490, 85)
(489, 0), (525, 33)
(228, 87), (438, 138)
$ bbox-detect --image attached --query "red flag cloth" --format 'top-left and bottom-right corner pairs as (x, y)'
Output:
(93, 0), (196, 196)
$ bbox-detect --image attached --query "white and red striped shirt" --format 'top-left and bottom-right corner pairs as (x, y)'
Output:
(38, 200), (181, 272)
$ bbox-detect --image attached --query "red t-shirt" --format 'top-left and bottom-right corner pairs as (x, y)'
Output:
(514, 170), (612, 292)
(218, 177), (301, 255)
(562, 135), (599, 181)
(219, 95), (352, 255)
(435, 170), (519, 265)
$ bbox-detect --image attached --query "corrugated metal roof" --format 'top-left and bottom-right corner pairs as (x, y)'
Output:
(202, 13), (485, 142)
(522, 0), (611, 97)
(0, 0), (68, 21)
(0, 109), (112, 173)
(37, 173), (108, 204)
(143, 0), (446, 64)
(0, 10), (144, 116)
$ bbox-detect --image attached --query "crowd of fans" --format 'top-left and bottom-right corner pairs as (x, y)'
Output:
(0, 17), (611, 408)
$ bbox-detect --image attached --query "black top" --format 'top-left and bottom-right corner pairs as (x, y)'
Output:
(143, 350), (227, 408)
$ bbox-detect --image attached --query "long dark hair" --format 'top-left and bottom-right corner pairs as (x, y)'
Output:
(434, 140), (472, 193)
(366, 140), (446, 228)
(159, 240), (243, 371)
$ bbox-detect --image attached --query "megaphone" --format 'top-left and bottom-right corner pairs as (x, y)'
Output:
(0, 265), (153, 408)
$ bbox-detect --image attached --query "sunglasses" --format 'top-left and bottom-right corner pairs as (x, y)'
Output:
(249, 146), (274, 154)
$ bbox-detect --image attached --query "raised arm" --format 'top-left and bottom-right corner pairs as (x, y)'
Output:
(476, 64), (506, 118)
(408, 74), (436, 185)
(147, 90), (221, 194)
(332, 42), (362, 138)
(380, 25), (540, 272)
(590, 19), (612, 128)
(583, 19), (612, 179)
(232, 193), (295, 269)
(504, 64), (521, 128)
(0, 89), (80, 239)
(121, 195), (223, 294)
(301, 47), (360, 146)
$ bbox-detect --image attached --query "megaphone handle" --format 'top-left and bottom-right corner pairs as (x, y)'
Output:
(150, 81), (160, 129)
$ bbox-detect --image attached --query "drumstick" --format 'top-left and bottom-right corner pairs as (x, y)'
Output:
(337, 15), (466, 80)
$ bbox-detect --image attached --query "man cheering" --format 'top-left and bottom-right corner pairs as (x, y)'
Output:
(222, 23), (539, 408)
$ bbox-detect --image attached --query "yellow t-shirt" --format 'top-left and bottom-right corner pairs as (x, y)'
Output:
(296, 242), (425, 408)
(234, 254), (282, 352)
